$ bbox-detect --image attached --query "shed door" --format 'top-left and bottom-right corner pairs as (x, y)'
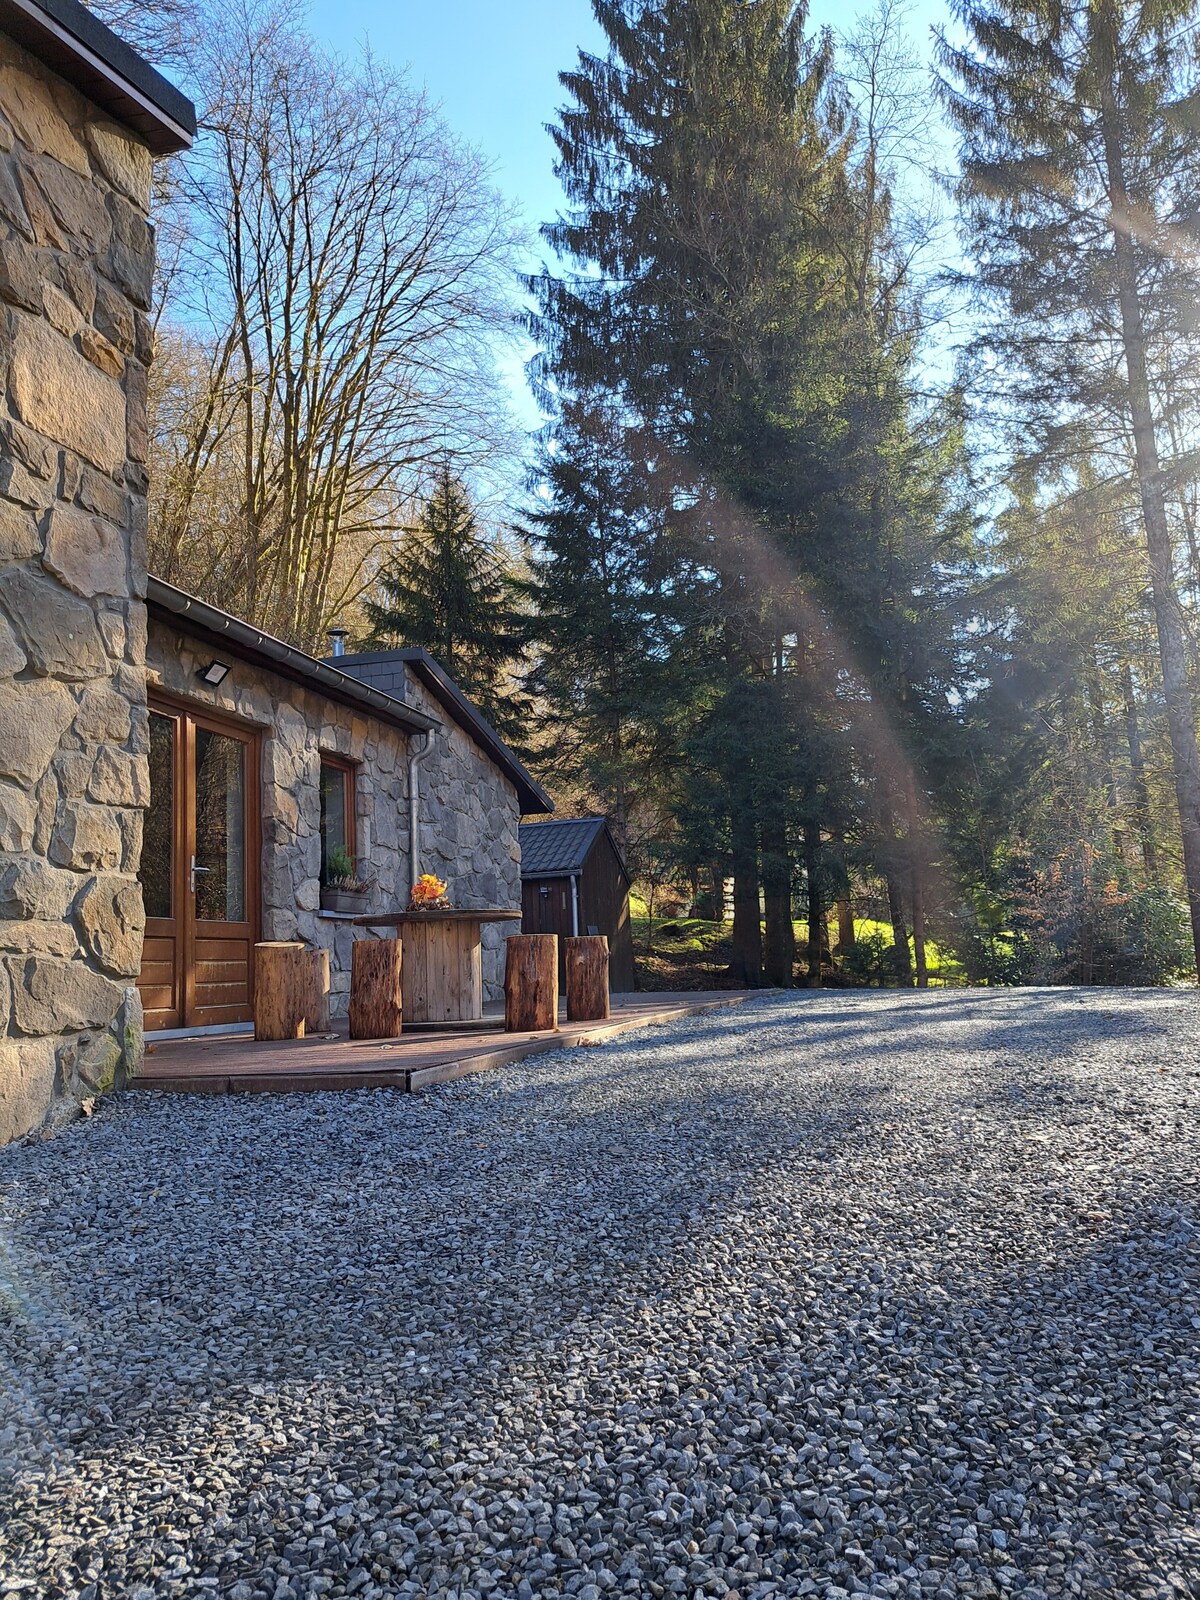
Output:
(138, 702), (260, 1030)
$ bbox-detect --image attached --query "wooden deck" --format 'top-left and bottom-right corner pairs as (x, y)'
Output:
(132, 992), (752, 1096)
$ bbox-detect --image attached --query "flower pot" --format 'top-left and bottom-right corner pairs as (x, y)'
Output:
(320, 886), (369, 915)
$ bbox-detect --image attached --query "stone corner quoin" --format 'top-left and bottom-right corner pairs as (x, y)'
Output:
(0, 19), (173, 1143)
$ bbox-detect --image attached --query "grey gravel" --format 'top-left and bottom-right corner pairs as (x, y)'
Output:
(1, 987), (1198, 1600)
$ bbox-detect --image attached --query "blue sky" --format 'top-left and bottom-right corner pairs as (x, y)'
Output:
(305, 0), (954, 429)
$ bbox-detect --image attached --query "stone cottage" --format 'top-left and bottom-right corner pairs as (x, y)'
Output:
(0, 0), (551, 1142)
(0, 0), (195, 1141)
(141, 580), (552, 1033)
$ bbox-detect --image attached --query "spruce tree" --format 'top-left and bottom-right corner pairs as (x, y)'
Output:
(367, 461), (527, 739)
(519, 396), (690, 857)
(536, 0), (848, 985)
(939, 0), (1200, 970)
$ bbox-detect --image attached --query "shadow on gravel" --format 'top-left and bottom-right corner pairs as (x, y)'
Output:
(1, 995), (1197, 1598)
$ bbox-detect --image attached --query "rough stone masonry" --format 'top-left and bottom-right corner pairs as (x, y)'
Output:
(0, 22), (175, 1140)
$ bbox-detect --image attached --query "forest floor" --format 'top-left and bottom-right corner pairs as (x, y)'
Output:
(634, 915), (964, 990)
(1, 987), (1197, 1599)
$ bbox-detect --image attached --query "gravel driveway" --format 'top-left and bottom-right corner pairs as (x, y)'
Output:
(1, 988), (1198, 1600)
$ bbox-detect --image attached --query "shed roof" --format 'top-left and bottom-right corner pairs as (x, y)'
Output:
(519, 817), (629, 881)
(0, 0), (196, 153)
(334, 648), (554, 817)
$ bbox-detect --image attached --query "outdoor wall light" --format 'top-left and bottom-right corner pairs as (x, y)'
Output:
(198, 659), (231, 686)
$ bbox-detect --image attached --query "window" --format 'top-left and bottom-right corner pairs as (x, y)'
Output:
(319, 757), (356, 881)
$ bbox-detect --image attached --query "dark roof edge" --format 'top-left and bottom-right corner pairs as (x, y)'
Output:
(519, 816), (631, 883)
(146, 578), (440, 739)
(0, 0), (196, 153)
(399, 650), (555, 816)
(338, 648), (554, 816)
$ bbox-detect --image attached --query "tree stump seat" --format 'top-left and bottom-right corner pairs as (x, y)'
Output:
(349, 937), (404, 1039)
(254, 942), (330, 1040)
(564, 935), (610, 1022)
(504, 933), (559, 1032)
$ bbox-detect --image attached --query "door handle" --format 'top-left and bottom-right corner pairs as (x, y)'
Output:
(190, 855), (212, 895)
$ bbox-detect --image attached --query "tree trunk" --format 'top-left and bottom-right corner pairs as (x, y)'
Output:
(1121, 659), (1159, 877)
(804, 823), (823, 987)
(710, 862), (727, 923)
(831, 831), (854, 952)
(910, 857), (928, 988)
(1086, 655), (1129, 869)
(565, 936), (610, 1022)
(254, 941), (318, 1040)
(1103, 96), (1200, 969)
(905, 784), (928, 989)
(886, 873), (913, 985)
(348, 938), (403, 1040)
(729, 807), (762, 986)
(761, 817), (794, 987)
(504, 934), (559, 1031)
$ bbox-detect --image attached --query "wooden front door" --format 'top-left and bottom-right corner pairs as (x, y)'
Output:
(138, 701), (260, 1031)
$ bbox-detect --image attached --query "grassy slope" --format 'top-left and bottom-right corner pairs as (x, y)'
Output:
(631, 906), (965, 991)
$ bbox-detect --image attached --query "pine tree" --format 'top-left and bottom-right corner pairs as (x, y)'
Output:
(367, 462), (527, 739)
(536, 0), (849, 985)
(519, 397), (690, 859)
(938, 0), (1200, 970)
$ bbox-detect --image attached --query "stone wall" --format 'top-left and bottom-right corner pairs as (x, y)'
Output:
(402, 671), (523, 1000)
(0, 35), (155, 1140)
(146, 622), (522, 1013)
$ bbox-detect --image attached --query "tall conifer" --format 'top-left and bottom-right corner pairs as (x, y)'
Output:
(368, 462), (526, 739)
(939, 0), (1200, 968)
(535, 0), (847, 984)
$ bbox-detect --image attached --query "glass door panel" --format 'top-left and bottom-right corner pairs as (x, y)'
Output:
(142, 711), (176, 920)
(193, 727), (247, 923)
(136, 705), (258, 1031)
(137, 708), (184, 1030)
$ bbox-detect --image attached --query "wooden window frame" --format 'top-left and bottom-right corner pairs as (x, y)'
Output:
(319, 754), (357, 879)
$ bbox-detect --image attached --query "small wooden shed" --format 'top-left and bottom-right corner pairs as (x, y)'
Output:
(519, 818), (636, 992)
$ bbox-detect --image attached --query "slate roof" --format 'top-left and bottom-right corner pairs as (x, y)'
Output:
(332, 648), (553, 816)
(1, 0), (196, 153)
(147, 580), (439, 737)
(519, 817), (627, 880)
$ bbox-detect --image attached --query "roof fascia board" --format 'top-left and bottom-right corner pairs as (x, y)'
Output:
(146, 578), (439, 739)
(0, 0), (196, 153)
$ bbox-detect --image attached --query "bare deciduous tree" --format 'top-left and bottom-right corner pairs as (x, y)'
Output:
(130, 0), (523, 648)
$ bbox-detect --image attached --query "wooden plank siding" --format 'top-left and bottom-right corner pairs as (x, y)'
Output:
(520, 829), (636, 992)
(579, 830), (636, 991)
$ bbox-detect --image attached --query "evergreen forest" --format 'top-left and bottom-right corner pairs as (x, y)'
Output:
(117, 0), (1200, 988)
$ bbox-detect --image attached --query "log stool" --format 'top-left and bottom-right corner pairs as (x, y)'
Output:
(305, 947), (331, 1033)
(504, 933), (559, 1032)
(564, 935), (610, 1022)
(349, 937), (403, 1039)
(254, 942), (328, 1040)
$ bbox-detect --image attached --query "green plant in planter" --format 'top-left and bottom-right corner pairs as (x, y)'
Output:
(325, 844), (369, 893)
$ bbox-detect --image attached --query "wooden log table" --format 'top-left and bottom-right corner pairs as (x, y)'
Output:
(350, 909), (520, 1025)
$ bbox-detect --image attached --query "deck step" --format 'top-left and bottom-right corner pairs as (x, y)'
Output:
(132, 995), (754, 1097)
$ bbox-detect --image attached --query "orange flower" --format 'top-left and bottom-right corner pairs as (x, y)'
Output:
(410, 872), (451, 909)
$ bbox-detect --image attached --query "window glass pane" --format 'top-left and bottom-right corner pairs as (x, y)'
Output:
(320, 762), (349, 879)
(141, 712), (175, 920)
(194, 728), (246, 922)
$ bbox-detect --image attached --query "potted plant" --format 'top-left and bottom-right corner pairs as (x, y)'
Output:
(409, 872), (452, 911)
(320, 845), (374, 915)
